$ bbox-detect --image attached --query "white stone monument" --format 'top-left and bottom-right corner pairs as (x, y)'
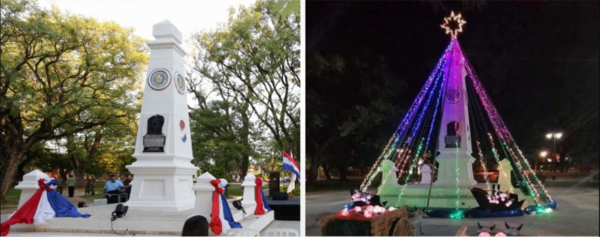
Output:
(434, 39), (476, 187)
(126, 20), (198, 211)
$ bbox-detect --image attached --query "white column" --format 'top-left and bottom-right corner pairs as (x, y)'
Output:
(15, 170), (49, 209)
(378, 160), (399, 193)
(241, 174), (256, 214)
(420, 164), (432, 184)
(435, 39), (476, 187)
(126, 20), (198, 212)
(191, 172), (215, 218)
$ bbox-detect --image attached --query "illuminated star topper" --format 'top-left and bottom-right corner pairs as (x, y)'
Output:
(441, 11), (466, 38)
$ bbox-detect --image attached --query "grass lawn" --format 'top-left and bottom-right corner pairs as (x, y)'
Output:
(1, 189), (21, 209)
(226, 184), (268, 197)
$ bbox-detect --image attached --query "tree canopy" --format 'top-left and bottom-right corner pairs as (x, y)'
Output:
(188, 0), (300, 179)
(0, 0), (148, 202)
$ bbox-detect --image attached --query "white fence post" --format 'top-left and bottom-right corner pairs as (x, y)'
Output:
(241, 174), (256, 214)
(15, 170), (49, 209)
(191, 172), (215, 218)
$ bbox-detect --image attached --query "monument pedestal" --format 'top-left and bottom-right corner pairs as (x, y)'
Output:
(434, 149), (477, 187)
(126, 164), (197, 211)
(378, 159), (478, 209)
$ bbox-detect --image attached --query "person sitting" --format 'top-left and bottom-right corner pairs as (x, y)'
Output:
(104, 174), (131, 203)
(181, 215), (209, 236)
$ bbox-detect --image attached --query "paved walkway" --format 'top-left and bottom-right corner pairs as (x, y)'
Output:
(307, 177), (599, 236)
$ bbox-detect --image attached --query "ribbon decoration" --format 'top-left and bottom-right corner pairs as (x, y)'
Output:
(219, 179), (241, 229)
(209, 179), (224, 235)
(255, 178), (265, 215)
(1, 178), (88, 236)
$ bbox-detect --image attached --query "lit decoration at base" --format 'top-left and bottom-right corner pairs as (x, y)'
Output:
(340, 208), (349, 216)
(441, 11), (466, 38)
(478, 232), (491, 237)
(449, 209), (464, 219)
(495, 232), (507, 237)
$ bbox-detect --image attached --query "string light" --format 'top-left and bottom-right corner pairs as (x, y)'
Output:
(476, 141), (491, 191)
(465, 60), (548, 204)
(396, 66), (446, 204)
(362, 44), (453, 192)
(441, 11), (466, 38)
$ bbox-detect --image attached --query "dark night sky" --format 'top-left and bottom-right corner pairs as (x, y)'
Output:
(307, 1), (599, 157)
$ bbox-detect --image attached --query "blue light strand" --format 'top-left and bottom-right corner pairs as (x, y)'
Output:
(360, 44), (452, 191)
(397, 62), (446, 202)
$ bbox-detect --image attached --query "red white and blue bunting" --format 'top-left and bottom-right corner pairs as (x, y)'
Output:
(0, 178), (91, 236)
(254, 178), (272, 215)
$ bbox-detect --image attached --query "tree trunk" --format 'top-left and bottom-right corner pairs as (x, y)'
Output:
(338, 163), (348, 181)
(74, 167), (86, 189)
(0, 151), (26, 203)
(240, 105), (250, 178)
(307, 160), (320, 185)
(323, 163), (332, 180)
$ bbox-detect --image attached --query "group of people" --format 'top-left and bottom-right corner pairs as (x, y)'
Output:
(59, 174), (133, 200)
(104, 174), (133, 199)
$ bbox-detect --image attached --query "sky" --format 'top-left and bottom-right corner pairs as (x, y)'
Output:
(307, 1), (598, 160)
(37, 0), (256, 107)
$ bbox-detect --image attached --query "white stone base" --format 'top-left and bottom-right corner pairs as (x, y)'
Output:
(378, 183), (534, 209)
(125, 164), (197, 212)
(10, 199), (274, 236)
(379, 183), (478, 209)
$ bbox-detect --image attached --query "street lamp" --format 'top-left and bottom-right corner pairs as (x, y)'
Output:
(546, 132), (563, 180)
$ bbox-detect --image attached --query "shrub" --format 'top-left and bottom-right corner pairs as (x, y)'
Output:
(201, 166), (229, 181)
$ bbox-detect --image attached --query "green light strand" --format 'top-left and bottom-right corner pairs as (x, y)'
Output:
(487, 133), (512, 193)
(513, 145), (553, 203)
(454, 138), (460, 210)
(476, 141), (491, 192)
(360, 136), (396, 191)
(396, 139), (424, 207)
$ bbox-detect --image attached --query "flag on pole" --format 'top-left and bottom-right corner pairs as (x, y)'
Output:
(283, 151), (300, 194)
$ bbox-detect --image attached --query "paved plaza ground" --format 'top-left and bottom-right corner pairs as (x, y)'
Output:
(1, 220), (299, 236)
(1, 186), (300, 236)
(307, 177), (599, 236)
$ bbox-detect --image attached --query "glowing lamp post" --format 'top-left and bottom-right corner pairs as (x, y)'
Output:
(546, 132), (562, 180)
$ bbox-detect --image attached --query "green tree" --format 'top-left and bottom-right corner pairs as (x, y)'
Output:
(189, 0), (300, 160)
(0, 0), (148, 203)
(306, 50), (406, 184)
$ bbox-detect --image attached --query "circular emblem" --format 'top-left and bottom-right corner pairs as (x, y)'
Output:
(148, 68), (171, 91)
(174, 72), (186, 94)
(445, 87), (462, 103)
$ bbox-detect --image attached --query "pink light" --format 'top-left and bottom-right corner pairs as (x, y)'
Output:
(364, 210), (373, 218)
(354, 206), (362, 212)
(495, 232), (506, 237)
(479, 232), (491, 237)
(340, 209), (349, 216)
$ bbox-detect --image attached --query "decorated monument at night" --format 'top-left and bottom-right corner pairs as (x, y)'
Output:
(357, 12), (556, 218)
